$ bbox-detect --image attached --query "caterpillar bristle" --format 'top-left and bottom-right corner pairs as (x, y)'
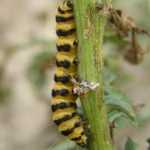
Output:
(51, 0), (87, 147)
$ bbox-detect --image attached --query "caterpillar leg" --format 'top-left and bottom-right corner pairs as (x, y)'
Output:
(71, 78), (99, 96)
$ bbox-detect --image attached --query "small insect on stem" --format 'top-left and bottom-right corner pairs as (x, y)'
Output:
(71, 78), (99, 96)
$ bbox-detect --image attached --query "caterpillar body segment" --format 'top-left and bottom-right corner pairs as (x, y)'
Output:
(51, 0), (87, 147)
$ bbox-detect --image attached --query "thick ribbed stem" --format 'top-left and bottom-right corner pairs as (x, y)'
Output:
(74, 0), (113, 149)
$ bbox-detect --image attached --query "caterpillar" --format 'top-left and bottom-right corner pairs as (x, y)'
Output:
(51, 0), (87, 147)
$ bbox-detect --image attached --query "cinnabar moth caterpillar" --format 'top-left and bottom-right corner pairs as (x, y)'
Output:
(51, 0), (87, 147)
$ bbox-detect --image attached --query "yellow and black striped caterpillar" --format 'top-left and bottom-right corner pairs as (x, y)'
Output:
(51, 0), (87, 147)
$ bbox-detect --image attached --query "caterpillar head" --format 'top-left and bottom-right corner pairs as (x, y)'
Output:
(63, 0), (73, 10)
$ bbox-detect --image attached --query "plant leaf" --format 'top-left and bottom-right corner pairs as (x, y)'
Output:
(108, 111), (126, 123)
(48, 140), (76, 150)
(108, 110), (135, 128)
(104, 87), (136, 122)
(124, 137), (138, 150)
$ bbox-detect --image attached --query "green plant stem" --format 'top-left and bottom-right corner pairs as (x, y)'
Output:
(74, 0), (113, 150)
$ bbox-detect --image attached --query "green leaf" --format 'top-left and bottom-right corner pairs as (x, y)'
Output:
(104, 87), (136, 122)
(48, 140), (86, 150)
(124, 137), (138, 150)
(108, 111), (134, 128)
(48, 140), (76, 150)
(108, 111), (126, 123)
(115, 116), (131, 128)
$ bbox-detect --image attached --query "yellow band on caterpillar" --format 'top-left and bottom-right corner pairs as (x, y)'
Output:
(56, 21), (75, 31)
(55, 67), (77, 76)
(56, 35), (77, 48)
(51, 98), (76, 106)
(52, 107), (76, 121)
(68, 126), (84, 139)
(58, 115), (81, 131)
(53, 84), (73, 92)
(56, 52), (77, 63)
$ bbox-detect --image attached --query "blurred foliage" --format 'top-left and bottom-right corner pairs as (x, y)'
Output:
(0, 85), (10, 104)
(28, 49), (55, 89)
(105, 87), (136, 126)
(136, 109), (150, 126)
(15, 37), (54, 50)
(49, 139), (88, 150)
(0, 68), (11, 104)
(48, 140), (76, 150)
(124, 137), (138, 150)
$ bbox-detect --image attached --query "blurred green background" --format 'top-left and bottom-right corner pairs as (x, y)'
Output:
(0, 0), (150, 150)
